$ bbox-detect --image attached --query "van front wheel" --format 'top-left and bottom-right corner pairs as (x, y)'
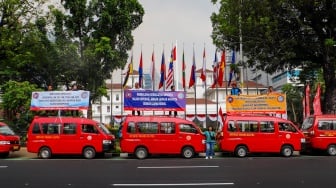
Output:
(39, 147), (51, 159)
(327, 145), (336, 156)
(135, 147), (148, 159)
(83, 147), (96, 159)
(182, 147), (194, 159)
(281, 145), (293, 157)
(235, 146), (248, 157)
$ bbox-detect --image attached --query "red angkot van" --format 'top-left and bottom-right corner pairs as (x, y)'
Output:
(27, 116), (115, 159)
(120, 116), (205, 159)
(301, 114), (336, 155)
(0, 122), (20, 158)
(217, 114), (305, 157)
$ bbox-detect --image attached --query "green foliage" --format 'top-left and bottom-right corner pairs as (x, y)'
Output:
(211, 0), (336, 114)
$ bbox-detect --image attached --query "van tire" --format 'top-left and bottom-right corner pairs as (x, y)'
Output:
(235, 146), (248, 157)
(0, 152), (9, 158)
(182, 147), (194, 159)
(39, 147), (51, 159)
(135, 147), (148, 159)
(327, 145), (336, 156)
(281, 145), (293, 157)
(83, 147), (96, 159)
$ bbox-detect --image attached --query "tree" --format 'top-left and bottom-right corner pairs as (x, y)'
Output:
(211, 0), (336, 114)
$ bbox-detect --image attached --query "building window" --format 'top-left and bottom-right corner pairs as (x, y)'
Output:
(107, 95), (110, 101)
(97, 106), (100, 112)
(116, 106), (119, 109)
(107, 106), (110, 113)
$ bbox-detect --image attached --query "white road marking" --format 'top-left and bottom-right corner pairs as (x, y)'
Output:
(0, 166), (8, 168)
(137, 165), (219, 169)
(111, 182), (234, 186)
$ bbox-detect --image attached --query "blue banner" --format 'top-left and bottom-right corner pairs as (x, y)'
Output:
(124, 90), (186, 111)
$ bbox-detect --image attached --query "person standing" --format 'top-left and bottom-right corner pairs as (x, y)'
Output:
(132, 82), (142, 116)
(169, 85), (178, 117)
(230, 82), (241, 95)
(203, 126), (216, 159)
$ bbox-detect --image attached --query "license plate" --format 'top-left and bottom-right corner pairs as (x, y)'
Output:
(13, 146), (19, 150)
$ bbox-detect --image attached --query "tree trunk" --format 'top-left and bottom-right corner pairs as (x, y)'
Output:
(322, 47), (336, 114)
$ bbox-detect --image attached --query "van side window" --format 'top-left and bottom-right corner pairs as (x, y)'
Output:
(32, 123), (41, 134)
(227, 121), (237, 132)
(260, 121), (274, 133)
(179, 124), (197, 133)
(237, 121), (258, 132)
(318, 120), (336, 130)
(279, 122), (297, 132)
(82, 124), (97, 134)
(138, 122), (158, 134)
(42, 123), (61, 134)
(63, 123), (77, 134)
(160, 122), (175, 134)
(127, 122), (136, 133)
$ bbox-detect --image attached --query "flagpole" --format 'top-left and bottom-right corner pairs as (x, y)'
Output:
(183, 44), (186, 120)
(110, 71), (113, 125)
(193, 44), (197, 121)
(121, 68), (124, 116)
(204, 44), (207, 129)
(175, 40), (178, 91)
(152, 44), (155, 116)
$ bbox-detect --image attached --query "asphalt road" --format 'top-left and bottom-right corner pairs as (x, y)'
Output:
(1, 149), (335, 188)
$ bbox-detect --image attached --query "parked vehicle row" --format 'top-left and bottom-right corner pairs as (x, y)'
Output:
(3, 114), (336, 159)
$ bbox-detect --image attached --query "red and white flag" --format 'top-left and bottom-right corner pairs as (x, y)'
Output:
(313, 83), (322, 115)
(200, 47), (206, 85)
(305, 84), (311, 118)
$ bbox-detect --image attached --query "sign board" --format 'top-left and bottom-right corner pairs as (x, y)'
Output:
(124, 90), (186, 111)
(30, 91), (90, 110)
(226, 93), (287, 114)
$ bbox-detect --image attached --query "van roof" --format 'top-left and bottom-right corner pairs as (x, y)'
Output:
(32, 116), (98, 124)
(124, 116), (194, 123)
(225, 114), (291, 121)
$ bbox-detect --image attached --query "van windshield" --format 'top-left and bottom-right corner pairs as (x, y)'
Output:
(98, 123), (111, 135)
(0, 125), (15, 136)
(301, 117), (314, 130)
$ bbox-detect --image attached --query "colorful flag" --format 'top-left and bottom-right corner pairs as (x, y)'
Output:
(158, 51), (166, 89)
(313, 83), (322, 115)
(182, 50), (186, 89)
(305, 84), (311, 118)
(138, 51), (143, 88)
(218, 107), (225, 130)
(211, 51), (218, 88)
(166, 47), (175, 89)
(218, 50), (225, 87)
(228, 50), (235, 87)
(302, 96), (306, 119)
(122, 55), (133, 88)
(200, 47), (206, 85)
(188, 48), (196, 89)
(150, 51), (155, 90)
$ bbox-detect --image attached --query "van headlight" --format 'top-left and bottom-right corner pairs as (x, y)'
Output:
(301, 138), (306, 143)
(103, 140), (112, 144)
(0, 141), (10, 145)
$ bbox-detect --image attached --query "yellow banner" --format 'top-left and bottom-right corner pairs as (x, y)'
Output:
(226, 93), (287, 114)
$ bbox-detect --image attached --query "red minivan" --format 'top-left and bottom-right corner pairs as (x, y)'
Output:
(301, 114), (336, 155)
(27, 116), (115, 159)
(217, 114), (305, 157)
(0, 122), (20, 158)
(120, 116), (205, 159)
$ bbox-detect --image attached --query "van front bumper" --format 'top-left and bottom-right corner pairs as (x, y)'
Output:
(102, 140), (115, 152)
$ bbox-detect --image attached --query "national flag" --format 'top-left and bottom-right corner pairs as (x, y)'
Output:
(228, 50), (235, 87)
(305, 84), (310, 118)
(302, 96), (306, 119)
(313, 83), (322, 115)
(218, 50), (225, 87)
(200, 47), (206, 84)
(182, 50), (186, 89)
(166, 48), (175, 89)
(211, 51), (218, 88)
(138, 51), (143, 88)
(122, 55), (133, 88)
(158, 51), (166, 89)
(188, 48), (196, 89)
(218, 107), (225, 130)
(150, 51), (155, 90)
